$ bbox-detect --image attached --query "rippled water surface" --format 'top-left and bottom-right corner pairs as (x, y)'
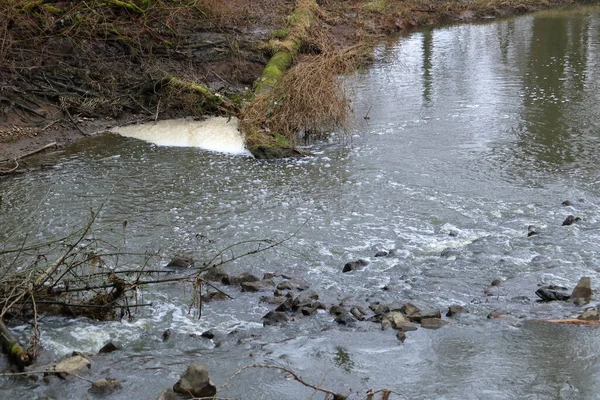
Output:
(1, 6), (600, 400)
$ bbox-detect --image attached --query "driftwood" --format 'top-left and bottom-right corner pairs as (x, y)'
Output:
(543, 319), (600, 325)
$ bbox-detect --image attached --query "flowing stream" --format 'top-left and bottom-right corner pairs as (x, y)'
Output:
(1, 6), (600, 399)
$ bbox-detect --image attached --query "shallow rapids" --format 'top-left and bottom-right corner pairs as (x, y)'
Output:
(1, 6), (600, 400)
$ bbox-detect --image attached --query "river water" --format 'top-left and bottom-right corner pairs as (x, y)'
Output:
(1, 6), (600, 400)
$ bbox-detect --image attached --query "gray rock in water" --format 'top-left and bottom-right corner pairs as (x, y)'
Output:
(446, 305), (469, 317)
(166, 256), (194, 268)
(571, 277), (592, 304)
(383, 312), (418, 332)
(562, 215), (581, 226)
(292, 291), (319, 309)
(201, 267), (227, 282)
(579, 309), (599, 321)
(89, 378), (121, 395)
(241, 279), (275, 292)
(535, 288), (571, 302)
(173, 364), (217, 398)
(224, 272), (260, 286)
(342, 259), (369, 273)
(277, 279), (310, 291)
(396, 331), (407, 343)
(98, 341), (119, 354)
(51, 355), (91, 378)
(420, 318), (447, 330)
(334, 310), (356, 326)
(262, 311), (290, 326)
(374, 250), (388, 257)
(156, 388), (179, 400)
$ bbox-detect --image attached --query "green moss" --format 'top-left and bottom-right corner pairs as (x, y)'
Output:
(363, 0), (387, 13)
(254, 51), (293, 94)
(272, 28), (288, 39)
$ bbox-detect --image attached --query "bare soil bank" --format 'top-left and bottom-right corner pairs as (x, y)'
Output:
(0, 0), (586, 172)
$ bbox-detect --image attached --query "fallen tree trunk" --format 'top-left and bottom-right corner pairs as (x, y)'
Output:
(0, 319), (33, 370)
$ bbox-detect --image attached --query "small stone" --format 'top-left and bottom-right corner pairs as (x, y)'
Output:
(384, 312), (418, 332)
(223, 272), (260, 286)
(562, 215), (580, 226)
(527, 231), (538, 237)
(329, 305), (345, 316)
(491, 279), (502, 286)
(262, 311), (290, 326)
(156, 388), (179, 400)
(292, 291), (319, 309)
(578, 309), (599, 321)
(369, 303), (390, 315)
(334, 310), (356, 326)
(89, 378), (121, 394)
(299, 306), (318, 316)
(487, 309), (507, 319)
(162, 329), (171, 342)
(240, 279), (275, 292)
(201, 267), (227, 282)
(562, 200), (573, 206)
(276, 279), (310, 291)
(374, 251), (388, 257)
(446, 305), (469, 317)
(201, 330), (215, 339)
(396, 331), (407, 342)
(173, 364), (216, 398)
(98, 342), (119, 354)
(350, 307), (365, 321)
(166, 256), (194, 268)
(420, 318), (447, 330)
(342, 259), (369, 273)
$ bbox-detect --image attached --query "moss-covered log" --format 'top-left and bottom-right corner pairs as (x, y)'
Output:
(0, 320), (33, 370)
(254, 0), (317, 95)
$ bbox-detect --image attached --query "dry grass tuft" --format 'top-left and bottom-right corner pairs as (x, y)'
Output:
(242, 44), (372, 146)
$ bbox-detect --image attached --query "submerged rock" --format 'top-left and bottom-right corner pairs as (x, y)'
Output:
(342, 259), (369, 273)
(374, 250), (389, 257)
(562, 200), (573, 206)
(334, 310), (356, 326)
(89, 378), (121, 394)
(173, 364), (217, 399)
(396, 331), (407, 343)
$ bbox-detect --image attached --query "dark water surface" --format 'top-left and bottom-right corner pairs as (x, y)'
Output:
(1, 6), (600, 400)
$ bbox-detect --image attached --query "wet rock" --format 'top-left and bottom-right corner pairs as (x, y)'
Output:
(241, 279), (275, 292)
(387, 249), (398, 257)
(403, 305), (441, 323)
(400, 303), (421, 319)
(381, 318), (392, 330)
(166, 256), (194, 268)
(342, 259), (369, 273)
(299, 306), (318, 316)
(440, 248), (459, 258)
(446, 305), (469, 317)
(369, 303), (390, 315)
(262, 311), (290, 326)
(173, 364), (217, 399)
(571, 277), (592, 304)
(89, 378), (121, 394)
(510, 296), (531, 304)
(277, 279), (310, 291)
(202, 267), (227, 282)
(292, 291), (319, 309)
(260, 295), (288, 305)
(350, 306), (367, 321)
(562, 200), (573, 206)
(562, 215), (581, 226)
(201, 290), (230, 302)
(535, 288), (571, 302)
(420, 318), (447, 330)
(396, 331), (407, 342)
(374, 250), (388, 257)
(334, 310), (356, 326)
(527, 230), (539, 237)
(487, 309), (508, 319)
(329, 305), (345, 316)
(162, 329), (171, 342)
(98, 341), (119, 354)
(200, 330), (215, 339)
(384, 312), (418, 332)
(274, 298), (294, 312)
(51, 355), (91, 378)
(578, 309), (599, 321)
(491, 279), (502, 286)
(223, 272), (260, 286)
(156, 388), (179, 400)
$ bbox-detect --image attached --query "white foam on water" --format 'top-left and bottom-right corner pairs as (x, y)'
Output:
(112, 117), (250, 155)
